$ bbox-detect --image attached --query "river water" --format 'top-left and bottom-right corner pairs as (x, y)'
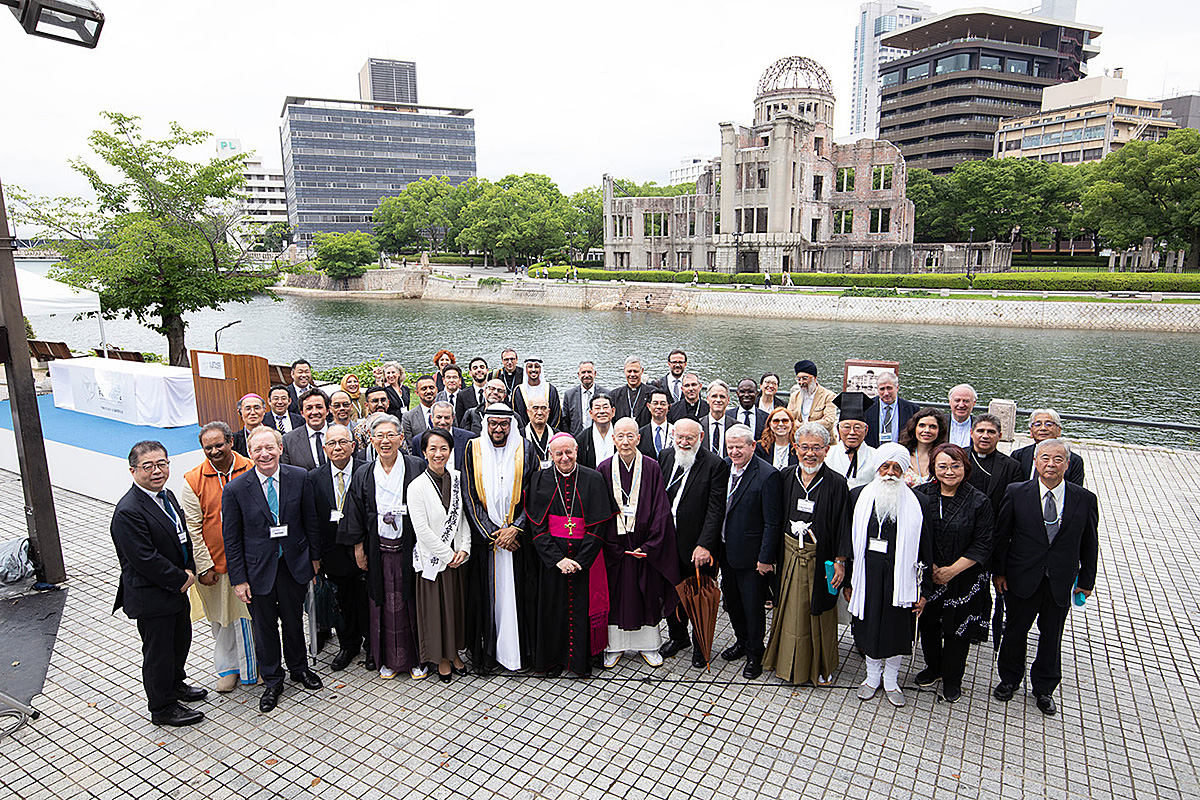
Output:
(20, 273), (1199, 448)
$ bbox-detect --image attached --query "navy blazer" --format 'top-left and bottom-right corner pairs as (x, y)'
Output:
(721, 455), (783, 570)
(111, 486), (194, 619)
(993, 478), (1099, 608)
(725, 407), (767, 440)
(222, 464), (320, 594)
(306, 458), (366, 578)
(866, 397), (920, 448)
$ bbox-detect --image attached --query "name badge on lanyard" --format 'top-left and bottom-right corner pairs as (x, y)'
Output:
(177, 530), (187, 546)
(541, 459), (552, 469)
(622, 504), (635, 520)
(329, 510), (343, 523)
(868, 538), (888, 553)
(796, 498), (815, 514)
(269, 525), (289, 539)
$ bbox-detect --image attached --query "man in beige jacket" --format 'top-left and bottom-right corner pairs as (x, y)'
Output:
(787, 360), (836, 439)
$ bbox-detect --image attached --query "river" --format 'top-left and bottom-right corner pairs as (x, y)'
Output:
(19, 270), (1199, 448)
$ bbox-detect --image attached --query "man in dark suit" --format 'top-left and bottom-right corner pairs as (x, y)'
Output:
(284, 359), (315, 414)
(421, 400), (475, 471)
(705, 423), (782, 679)
(638, 389), (674, 458)
(667, 373), (709, 424)
(232, 392), (267, 457)
(267, 384), (303, 435)
(436, 364), (465, 416)
(727, 378), (768, 439)
(575, 393), (616, 470)
(608, 356), (653, 428)
(455, 357), (490, 426)
(657, 419), (728, 666)
(110, 440), (206, 726)
(305, 425), (368, 672)
(966, 414), (1024, 515)
(1011, 409), (1086, 486)
(993, 439), (1099, 716)
(223, 427), (324, 713)
(401, 375), (440, 451)
(866, 371), (919, 448)
(488, 348), (523, 397)
(655, 350), (689, 403)
(281, 388), (330, 470)
(561, 360), (606, 437)
(462, 379), (511, 436)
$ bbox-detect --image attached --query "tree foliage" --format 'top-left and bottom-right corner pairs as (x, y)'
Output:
(1078, 128), (1200, 268)
(312, 231), (379, 279)
(12, 112), (277, 365)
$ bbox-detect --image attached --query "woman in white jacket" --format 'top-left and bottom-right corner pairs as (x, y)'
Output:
(410, 428), (471, 682)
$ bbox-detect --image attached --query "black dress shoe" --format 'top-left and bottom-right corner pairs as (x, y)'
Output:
(451, 664), (469, 677)
(913, 668), (940, 687)
(364, 654), (377, 672)
(941, 685), (963, 703)
(152, 703), (205, 727)
(173, 683), (208, 703)
(721, 643), (746, 661)
(439, 670), (452, 683)
(259, 684), (283, 713)
(1036, 694), (1057, 716)
(993, 682), (1017, 701)
(692, 650), (708, 668)
(659, 639), (687, 658)
(545, 666), (563, 678)
(330, 649), (359, 672)
(743, 658), (763, 680)
(290, 669), (323, 690)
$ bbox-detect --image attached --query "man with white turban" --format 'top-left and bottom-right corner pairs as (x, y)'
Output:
(832, 442), (933, 707)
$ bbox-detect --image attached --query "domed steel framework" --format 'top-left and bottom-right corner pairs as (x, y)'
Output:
(756, 56), (835, 97)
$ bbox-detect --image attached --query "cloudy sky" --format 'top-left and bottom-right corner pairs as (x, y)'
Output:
(1, 0), (1194, 204)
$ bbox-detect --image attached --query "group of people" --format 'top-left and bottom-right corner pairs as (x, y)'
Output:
(109, 348), (1098, 728)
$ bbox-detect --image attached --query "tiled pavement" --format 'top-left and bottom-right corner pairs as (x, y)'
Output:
(0, 439), (1198, 800)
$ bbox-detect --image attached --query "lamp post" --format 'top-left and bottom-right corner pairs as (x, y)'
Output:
(732, 229), (743, 274)
(1, 0), (105, 584)
(967, 225), (975, 281)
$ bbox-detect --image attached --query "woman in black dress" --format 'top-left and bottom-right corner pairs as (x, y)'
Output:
(913, 443), (994, 702)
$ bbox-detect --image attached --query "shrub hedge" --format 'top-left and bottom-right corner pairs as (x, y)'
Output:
(972, 272), (1200, 292)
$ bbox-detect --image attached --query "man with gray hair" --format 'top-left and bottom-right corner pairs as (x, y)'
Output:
(993, 438), (1098, 716)
(715, 423), (782, 679)
(866, 372), (918, 448)
(947, 384), (977, 447)
(181, 421), (257, 693)
(609, 355), (652, 427)
(1011, 409), (1086, 486)
(703, 380), (732, 456)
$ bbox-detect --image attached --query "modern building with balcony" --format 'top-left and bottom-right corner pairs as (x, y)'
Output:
(994, 72), (1177, 164)
(877, 7), (1102, 173)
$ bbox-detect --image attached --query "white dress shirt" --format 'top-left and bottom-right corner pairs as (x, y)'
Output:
(307, 424), (329, 465)
(949, 416), (972, 447)
(648, 421), (673, 454)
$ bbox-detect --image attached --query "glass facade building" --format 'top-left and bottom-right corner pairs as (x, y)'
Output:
(279, 96), (476, 244)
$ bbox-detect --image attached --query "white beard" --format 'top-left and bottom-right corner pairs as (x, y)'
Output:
(798, 385), (814, 403)
(801, 462), (821, 475)
(873, 475), (903, 523)
(674, 447), (697, 471)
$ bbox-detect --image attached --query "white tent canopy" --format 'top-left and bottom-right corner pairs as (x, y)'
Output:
(15, 267), (107, 347)
(16, 268), (101, 317)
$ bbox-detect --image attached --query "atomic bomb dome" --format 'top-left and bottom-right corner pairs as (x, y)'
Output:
(754, 56), (835, 126)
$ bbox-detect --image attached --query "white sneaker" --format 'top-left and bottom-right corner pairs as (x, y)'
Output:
(379, 666), (397, 679)
(410, 665), (429, 679)
(641, 650), (664, 667)
(602, 651), (621, 669)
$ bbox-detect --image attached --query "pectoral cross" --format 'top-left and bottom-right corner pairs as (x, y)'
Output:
(565, 518), (577, 534)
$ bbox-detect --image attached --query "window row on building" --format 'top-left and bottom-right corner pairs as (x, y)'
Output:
(288, 113), (472, 131)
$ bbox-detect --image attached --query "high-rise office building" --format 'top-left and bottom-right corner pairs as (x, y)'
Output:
(1160, 94), (1200, 131)
(850, 0), (932, 138)
(280, 95), (475, 244)
(359, 58), (418, 104)
(877, 8), (1101, 173)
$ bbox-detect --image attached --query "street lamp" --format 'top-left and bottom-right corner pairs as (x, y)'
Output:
(967, 225), (975, 281)
(732, 229), (743, 273)
(0, 0), (105, 585)
(3, 0), (104, 48)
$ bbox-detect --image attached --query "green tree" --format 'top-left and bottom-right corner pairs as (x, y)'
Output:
(312, 230), (379, 279)
(372, 195), (420, 254)
(456, 174), (569, 266)
(567, 187), (603, 257)
(906, 168), (952, 243)
(255, 221), (294, 252)
(12, 112), (277, 366)
(1078, 128), (1200, 267)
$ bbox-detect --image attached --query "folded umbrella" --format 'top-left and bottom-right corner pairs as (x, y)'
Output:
(675, 563), (721, 671)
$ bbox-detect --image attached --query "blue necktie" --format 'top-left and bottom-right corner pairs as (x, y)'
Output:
(156, 490), (185, 557)
(654, 426), (663, 453)
(267, 476), (282, 557)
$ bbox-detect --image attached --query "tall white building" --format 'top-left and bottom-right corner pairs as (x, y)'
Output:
(668, 157), (709, 186)
(850, 0), (932, 138)
(241, 157), (288, 226)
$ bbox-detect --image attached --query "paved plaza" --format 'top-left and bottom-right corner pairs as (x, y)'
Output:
(1, 438), (1198, 800)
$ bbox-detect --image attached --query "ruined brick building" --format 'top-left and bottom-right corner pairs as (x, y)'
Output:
(603, 56), (924, 274)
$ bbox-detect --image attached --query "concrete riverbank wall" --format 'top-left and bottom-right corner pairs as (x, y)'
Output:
(279, 271), (1200, 333)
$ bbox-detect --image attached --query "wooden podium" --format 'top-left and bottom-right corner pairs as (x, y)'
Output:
(190, 350), (271, 428)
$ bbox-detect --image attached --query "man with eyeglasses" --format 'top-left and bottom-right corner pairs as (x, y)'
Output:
(825, 392), (877, 490)
(181, 422), (257, 694)
(1011, 409), (1086, 486)
(306, 424), (370, 672)
(656, 350), (689, 403)
(111, 441), (206, 726)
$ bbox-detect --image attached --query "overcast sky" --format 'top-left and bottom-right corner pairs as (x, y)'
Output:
(2, 0), (1194, 205)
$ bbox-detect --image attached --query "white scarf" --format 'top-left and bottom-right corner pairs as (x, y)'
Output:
(848, 477), (923, 619)
(592, 425), (615, 463)
(373, 457), (407, 540)
(611, 454), (643, 537)
(481, 431), (519, 528)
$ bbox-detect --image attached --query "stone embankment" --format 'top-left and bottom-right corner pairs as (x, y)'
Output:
(277, 270), (1200, 332)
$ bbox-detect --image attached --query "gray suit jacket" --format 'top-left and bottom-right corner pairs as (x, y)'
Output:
(402, 405), (435, 451)
(280, 424), (323, 470)
(560, 383), (607, 436)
